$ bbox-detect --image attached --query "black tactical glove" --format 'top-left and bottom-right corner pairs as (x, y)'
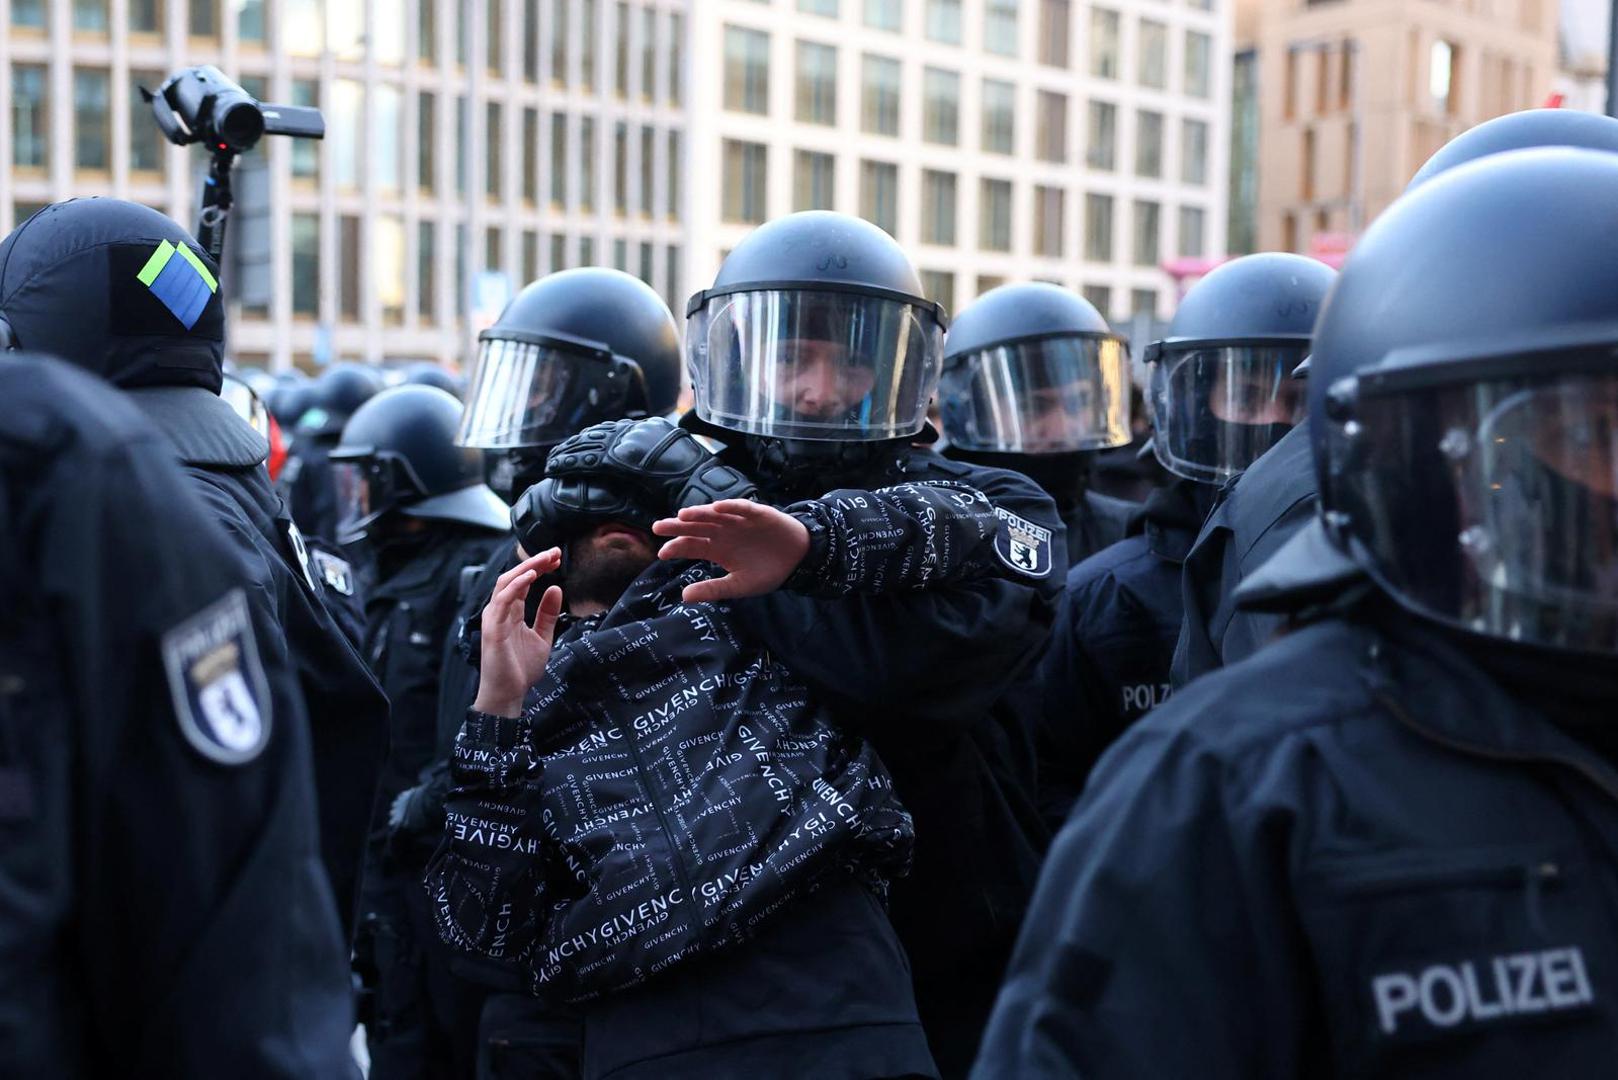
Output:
(544, 417), (757, 515)
(509, 473), (666, 559)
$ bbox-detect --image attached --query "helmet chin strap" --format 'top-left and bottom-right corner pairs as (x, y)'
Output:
(744, 435), (902, 502)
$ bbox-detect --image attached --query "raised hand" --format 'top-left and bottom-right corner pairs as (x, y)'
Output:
(652, 500), (811, 605)
(471, 547), (565, 718)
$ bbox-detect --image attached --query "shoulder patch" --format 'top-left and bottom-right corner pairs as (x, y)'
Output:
(161, 589), (272, 766)
(282, 518), (321, 594)
(312, 549), (355, 596)
(993, 505), (1054, 578)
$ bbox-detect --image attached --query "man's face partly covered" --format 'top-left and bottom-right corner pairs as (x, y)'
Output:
(1208, 360), (1304, 426)
(771, 339), (876, 423)
(565, 521), (659, 612)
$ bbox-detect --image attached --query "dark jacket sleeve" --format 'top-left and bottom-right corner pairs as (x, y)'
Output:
(1032, 579), (1119, 830)
(973, 720), (1309, 1079)
(732, 469), (1066, 739)
(425, 709), (551, 992)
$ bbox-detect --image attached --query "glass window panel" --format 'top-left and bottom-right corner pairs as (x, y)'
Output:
(862, 55), (901, 136)
(1139, 20), (1167, 89)
(985, 0), (1017, 56)
(1085, 192), (1113, 260)
(794, 149), (836, 211)
(1131, 288), (1157, 315)
(580, 0), (597, 90)
(1033, 186), (1065, 257)
(1185, 31), (1212, 98)
(1089, 9), (1120, 79)
(551, 112), (568, 205)
(1181, 118), (1208, 185)
(550, 0), (569, 84)
(524, 108), (540, 202)
(580, 117), (597, 211)
(641, 8), (656, 100)
(292, 80), (320, 180)
(1086, 100), (1117, 170)
(722, 139), (768, 224)
(670, 13), (684, 103)
(864, 0), (901, 31)
(1036, 91), (1068, 163)
(1133, 200), (1160, 266)
(420, 0), (436, 61)
(981, 79), (1015, 154)
(486, 103), (504, 197)
(640, 125), (655, 215)
(796, 42), (838, 126)
(1038, 0), (1070, 67)
(979, 178), (1012, 252)
(667, 130), (682, 219)
(12, 0), (45, 27)
(374, 0), (404, 62)
(1135, 110), (1163, 178)
(920, 270), (955, 315)
(131, 71), (166, 174)
(799, 0), (838, 14)
(130, 0), (162, 32)
(375, 86), (403, 193)
(1178, 206), (1206, 258)
(377, 215), (406, 324)
(339, 215), (361, 319)
(333, 80), (363, 190)
(524, 0), (540, 79)
(417, 91), (436, 191)
(860, 159), (898, 235)
(75, 0), (110, 32)
(614, 121), (629, 213)
(284, 0), (323, 55)
(920, 169), (957, 245)
(725, 27), (771, 114)
(292, 213), (320, 316)
(615, 1), (630, 96)
(925, 0), (961, 44)
(550, 234), (567, 272)
(923, 68), (960, 146)
(190, 0), (218, 36)
(418, 221), (436, 318)
(1083, 284), (1112, 316)
(74, 70), (111, 172)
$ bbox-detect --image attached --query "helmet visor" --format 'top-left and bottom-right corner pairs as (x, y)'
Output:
(220, 375), (271, 437)
(457, 335), (644, 448)
(1149, 343), (1309, 482)
(687, 289), (944, 441)
(940, 335), (1132, 453)
(332, 453), (427, 541)
(1335, 367), (1618, 653)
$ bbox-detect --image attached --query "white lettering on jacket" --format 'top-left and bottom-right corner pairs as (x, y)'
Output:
(1371, 947), (1594, 1036)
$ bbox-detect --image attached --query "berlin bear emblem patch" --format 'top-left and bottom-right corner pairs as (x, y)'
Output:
(161, 589), (272, 766)
(992, 506), (1053, 578)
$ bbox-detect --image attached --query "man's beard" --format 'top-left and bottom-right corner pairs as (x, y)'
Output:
(566, 533), (657, 611)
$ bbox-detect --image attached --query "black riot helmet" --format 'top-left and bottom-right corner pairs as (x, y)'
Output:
(0, 197), (267, 467)
(1145, 252), (1337, 483)
(400, 361), (465, 398)
(299, 362), (385, 437)
(459, 268), (681, 449)
(685, 212), (946, 445)
(330, 385), (509, 542)
(1407, 108), (1618, 192)
(941, 283), (1131, 455)
(1308, 148), (1618, 655)
(266, 370), (313, 428)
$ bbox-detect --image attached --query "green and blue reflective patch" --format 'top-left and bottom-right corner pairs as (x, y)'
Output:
(136, 239), (218, 330)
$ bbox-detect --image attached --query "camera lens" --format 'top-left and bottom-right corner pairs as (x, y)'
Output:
(214, 95), (265, 151)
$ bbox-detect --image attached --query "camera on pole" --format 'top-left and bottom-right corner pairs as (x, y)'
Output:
(143, 65), (325, 263)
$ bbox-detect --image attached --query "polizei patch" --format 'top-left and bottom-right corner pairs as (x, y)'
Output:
(161, 589), (272, 766)
(992, 506), (1053, 577)
(313, 549), (355, 596)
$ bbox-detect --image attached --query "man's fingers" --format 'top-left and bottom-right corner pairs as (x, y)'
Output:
(709, 499), (765, 518)
(651, 518), (724, 538)
(494, 547), (561, 592)
(486, 569), (537, 629)
(681, 574), (748, 604)
(530, 584), (565, 642)
(675, 504), (752, 525)
(657, 536), (713, 561)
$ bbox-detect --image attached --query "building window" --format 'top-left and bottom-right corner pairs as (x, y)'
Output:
(615, 1), (631, 97)
(919, 270), (956, 315)
(1033, 186), (1066, 257)
(522, 0), (540, 80)
(1036, 91), (1068, 163)
(640, 125), (655, 215)
(1283, 211), (1298, 252)
(1178, 206), (1206, 258)
(523, 108), (540, 202)
(796, 42), (838, 125)
(665, 244), (681, 308)
(74, 70), (111, 172)
(12, 0), (45, 26)
(550, 112), (568, 206)
(339, 215), (361, 319)
(333, 80), (363, 190)
(638, 240), (653, 285)
(640, 7), (656, 99)
(1302, 126), (1315, 200)
(1181, 119), (1208, 185)
(923, 68), (961, 146)
(614, 121), (629, 214)
(550, 234), (568, 272)
(925, 0), (961, 44)
(860, 160), (898, 234)
(862, 55), (901, 136)
(11, 66), (48, 170)
(982, 79), (1015, 154)
(670, 13), (684, 103)
(1135, 110), (1163, 178)
(418, 221), (436, 318)
(485, 227), (503, 276)
(580, 117), (597, 211)
(920, 169), (957, 245)
(1131, 288), (1157, 316)
(74, 0), (110, 32)
(190, 0), (218, 37)
(1089, 9), (1120, 79)
(799, 0), (838, 14)
(722, 139), (768, 224)
(581, 235), (597, 271)
(1085, 192), (1114, 261)
(292, 213), (319, 316)
(376, 215), (406, 325)
(1133, 200), (1160, 266)
(1086, 100), (1117, 170)
(521, 230), (539, 285)
(980, 178), (1012, 252)
(239, 0), (266, 41)
(580, 0), (598, 90)
(550, 0), (569, 84)
(985, 0), (1017, 56)
(130, 0), (161, 32)
(724, 26), (770, 114)
(865, 0), (901, 31)
(1038, 0), (1070, 67)
(1430, 40), (1457, 115)
(1139, 20), (1167, 89)
(291, 80), (319, 181)
(794, 150), (836, 211)
(375, 86), (403, 193)
(131, 71), (165, 174)
(1185, 31), (1212, 98)
(1082, 284), (1112, 316)
(486, 103), (503, 198)
(613, 238), (628, 271)
(977, 274), (1005, 296)
(667, 130), (682, 219)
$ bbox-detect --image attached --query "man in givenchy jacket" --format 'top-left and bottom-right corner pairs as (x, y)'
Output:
(430, 416), (1040, 1078)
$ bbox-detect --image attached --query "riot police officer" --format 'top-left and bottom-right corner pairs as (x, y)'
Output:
(977, 146), (1618, 1079)
(939, 283), (1138, 564)
(674, 211), (1066, 1076)
(407, 267), (683, 1079)
(333, 385), (511, 1079)
(282, 361), (386, 542)
(0, 199), (388, 942)
(1034, 252), (1334, 826)
(1172, 106), (1618, 685)
(0, 353), (358, 1075)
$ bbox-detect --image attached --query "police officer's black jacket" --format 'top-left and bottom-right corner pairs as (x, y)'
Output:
(1034, 476), (1214, 829)
(1172, 419), (1317, 685)
(183, 457), (389, 941)
(945, 446), (1134, 566)
(977, 595), (1618, 1078)
(0, 358), (357, 1076)
(360, 527), (509, 820)
(429, 477), (1036, 1005)
(727, 443), (1066, 1078)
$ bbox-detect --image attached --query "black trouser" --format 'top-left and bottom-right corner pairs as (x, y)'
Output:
(478, 994), (583, 1080)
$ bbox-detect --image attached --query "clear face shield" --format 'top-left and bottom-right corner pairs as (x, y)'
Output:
(220, 373), (271, 437)
(685, 288), (945, 441)
(939, 334), (1133, 454)
(1148, 342), (1310, 482)
(330, 452), (429, 542)
(456, 334), (648, 449)
(1331, 354), (1618, 653)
